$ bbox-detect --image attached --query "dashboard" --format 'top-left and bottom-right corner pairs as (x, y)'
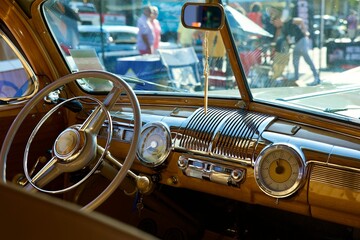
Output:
(99, 106), (360, 228)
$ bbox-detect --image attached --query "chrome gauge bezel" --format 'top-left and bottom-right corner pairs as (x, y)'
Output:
(136, 122), (172, 167)
(254, 143), (305, 198)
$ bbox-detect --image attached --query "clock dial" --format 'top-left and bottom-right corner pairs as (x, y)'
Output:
(254, 144), (305, 198)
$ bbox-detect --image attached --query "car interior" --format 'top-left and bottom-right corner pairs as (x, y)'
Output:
(1, 0), (360, 239)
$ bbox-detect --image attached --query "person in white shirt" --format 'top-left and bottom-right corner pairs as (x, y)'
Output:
(136, 6), (154, 55)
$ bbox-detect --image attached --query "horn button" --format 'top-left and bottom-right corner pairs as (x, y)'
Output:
(54, 128), (83, 161)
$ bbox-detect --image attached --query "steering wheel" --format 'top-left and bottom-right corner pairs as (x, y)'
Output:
(0, 70), (141, 211)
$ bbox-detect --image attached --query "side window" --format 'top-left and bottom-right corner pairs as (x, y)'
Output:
(0, 29), (37, 101)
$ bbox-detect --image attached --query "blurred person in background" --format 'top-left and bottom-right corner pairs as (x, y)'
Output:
(136, 5), (154, 55)
(347, 10), (358, 41)
(207, 31), (226, 71)
(263, 6), (283, 43)
(150, 6), (161, 52)
(283, 17), (320, 86)
(177, 22), (196, 47)
(247, 2), (263, 28)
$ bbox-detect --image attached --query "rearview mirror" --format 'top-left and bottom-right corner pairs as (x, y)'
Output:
(181, 3), (225, 30)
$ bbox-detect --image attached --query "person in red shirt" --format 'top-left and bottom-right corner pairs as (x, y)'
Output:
(150, 6), (161, 52)
(247, 2), (263, 28)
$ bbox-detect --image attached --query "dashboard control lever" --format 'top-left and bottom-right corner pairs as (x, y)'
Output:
(97, 146), (153, 194)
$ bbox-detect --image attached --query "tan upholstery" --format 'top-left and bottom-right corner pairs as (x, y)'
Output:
(0, 182), (157, 240)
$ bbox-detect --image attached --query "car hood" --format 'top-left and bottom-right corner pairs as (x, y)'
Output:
(256, 85), (360, 114)
(212, 67), (360, 119)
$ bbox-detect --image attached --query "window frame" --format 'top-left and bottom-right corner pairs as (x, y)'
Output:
(0, 25), (38, 104)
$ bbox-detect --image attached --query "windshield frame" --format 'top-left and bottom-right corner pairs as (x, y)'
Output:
(38, 0), (360, 126)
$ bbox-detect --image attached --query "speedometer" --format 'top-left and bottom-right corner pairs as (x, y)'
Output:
(136, 122), (171, 167)
(254, 143), (305, 198)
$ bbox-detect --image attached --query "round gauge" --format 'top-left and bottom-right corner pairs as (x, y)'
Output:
(136, 122), (171, 167)
(254, 144), (305, 198)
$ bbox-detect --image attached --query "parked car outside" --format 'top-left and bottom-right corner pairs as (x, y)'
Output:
(69, 1), (125, 25)
(312, 14), (347, 48)
(77, 25), (179, 72)
(77, 25), (139, 71)
(68, 1), (100, 25)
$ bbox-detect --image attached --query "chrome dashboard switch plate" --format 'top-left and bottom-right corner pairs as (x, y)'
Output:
(178, 156), (245, 187)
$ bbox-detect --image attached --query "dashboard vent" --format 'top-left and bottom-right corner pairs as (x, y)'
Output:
(177, 107), (275, 160)
(310, 165), (360, 191)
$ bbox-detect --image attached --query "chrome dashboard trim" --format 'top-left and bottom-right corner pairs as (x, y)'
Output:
(174, 107), (276, 163)
(178, 155), (246, 187)
(306, 161), (360, 174)
(261, 131), (360, 165)
(310, 165), (360, 191)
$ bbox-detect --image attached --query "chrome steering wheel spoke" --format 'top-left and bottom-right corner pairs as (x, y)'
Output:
(24, 156), (61, 192)
(79, 86), (123, 135)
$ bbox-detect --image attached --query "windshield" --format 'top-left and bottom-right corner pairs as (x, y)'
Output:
(43, 0), (360, 122)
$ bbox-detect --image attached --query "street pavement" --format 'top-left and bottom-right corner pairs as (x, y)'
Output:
(280, 47), (326, 86)
(280, 46), (358, 87)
